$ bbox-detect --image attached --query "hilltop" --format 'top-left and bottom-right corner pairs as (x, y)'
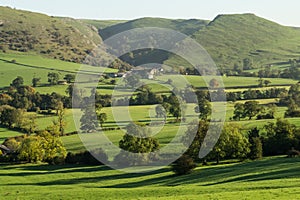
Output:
(99, 17), (209, 39)
(1, 7), (300, 70)
(95, 14), (300, 69)
(190, 13), (300, 68)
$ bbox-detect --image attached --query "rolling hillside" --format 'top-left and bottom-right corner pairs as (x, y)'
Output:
(99, 17), (209, 39)
(1, 7), (300, 70)
(96, 14), (300, 70)
(191, 14), (300, 68)
(0, 6), (102, 63)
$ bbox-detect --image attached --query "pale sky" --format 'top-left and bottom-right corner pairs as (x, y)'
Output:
(1, 0), (300, 27)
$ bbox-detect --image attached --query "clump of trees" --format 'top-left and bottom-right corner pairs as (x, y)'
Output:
(114, 123), (160, 166)
(183, 121), (250, 165)
(263, 119), (300, 156)
(3, 125), (67, 164)
(280, 83), (300, 118)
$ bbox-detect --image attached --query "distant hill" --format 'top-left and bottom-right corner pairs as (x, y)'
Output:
(99, 17), (209, 39)
(98, 14), (300, 70)
(80, 19), (127, 30)
(189, 14), (300, 68)
(1, 7), (300, 71)
(0, 6), (102, 63)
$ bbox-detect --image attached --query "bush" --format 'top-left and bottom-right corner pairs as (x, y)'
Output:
(171, 155), (196, 175)
(65, 148), (107, 165)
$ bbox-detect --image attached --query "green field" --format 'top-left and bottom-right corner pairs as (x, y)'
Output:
(1, 7), (300, 200)
(0, 156), (299, 199)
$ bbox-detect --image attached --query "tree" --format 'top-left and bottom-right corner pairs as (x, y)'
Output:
(243, 58), (253, 70)
(32, 77), (41, 87)
(247, 128), (263, 160)
(155, 105), (166, 120)
(23, 114), (37, 134)
(0, 105), (21, 128)
(124, 74), (140, 88)
(243, 101), (261, 120)
(80, 104), (99, 133)
(263, 119), (299, 156)
(115, 123), (160, 166)
(11, 76), (24, 88)
(264, 80), (271, 87)
(18, 130), (67, 164)
(97, 113), (107, 127)
(183, 120), (209, 162)
(170, 106), (181, 122)
(18, 135), (45, 163)
(209, 78), (219, 89)
(171, 154), (196, 175)
(64, 74), (76, 83)
(48, 72), (59, 85)
(207, 124), (250, 164)
(195, 99), (211, 120)
(233, 103), (244, 121)
(56, 101), (66, 136)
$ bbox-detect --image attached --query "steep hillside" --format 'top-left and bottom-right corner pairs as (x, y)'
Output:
(0, 6), (102, 63)
(99, 17), (209, 39)
(166, 14), (300, 69)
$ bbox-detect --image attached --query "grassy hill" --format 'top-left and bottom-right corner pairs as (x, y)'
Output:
(165, 14), (300, 69)
(0, 156), (299, 199)
(0, 6), (102, 63)
(80, 19), (128, 30)
(99, 17), (209, 39)
(95, 14), (300, 70)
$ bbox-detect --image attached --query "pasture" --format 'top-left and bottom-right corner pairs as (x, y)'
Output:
(0, 156), (299, 199)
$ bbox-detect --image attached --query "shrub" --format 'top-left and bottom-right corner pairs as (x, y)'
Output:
(65, 148), (107, 165)
(171, 155), (196, 175)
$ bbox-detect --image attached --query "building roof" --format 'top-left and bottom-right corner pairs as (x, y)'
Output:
(0, 144), (10, 152)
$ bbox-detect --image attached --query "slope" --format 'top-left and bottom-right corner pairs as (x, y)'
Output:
(99, 17), (209, 39)
(165, 14), (300, 69)
(0, 6), (102, 63)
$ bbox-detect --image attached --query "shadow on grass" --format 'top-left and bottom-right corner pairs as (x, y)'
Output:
(2, 157), (300, 188)
(4, 167), (170, 187)
(101, 157), (300, 188)
(0, 164), (112, 177)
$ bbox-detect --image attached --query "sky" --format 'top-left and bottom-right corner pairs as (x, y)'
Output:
(1, 0), (300, 27)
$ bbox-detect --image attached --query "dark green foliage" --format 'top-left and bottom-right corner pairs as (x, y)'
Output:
(80, 104), (99, 133)
(171, 154), (196, 175)
(48, 72), (59, 85)
(119, 123), (160, 153)
(263, 119), (300, 156)
(233, 101), (262, 120)
(65, 148), (108, 165)
(11, 76), (24, 88)
(32, 77), (41, 87)
(248, 128), (263, 160)
(114, 123), (160, 166)
(64, 74), (75, 83)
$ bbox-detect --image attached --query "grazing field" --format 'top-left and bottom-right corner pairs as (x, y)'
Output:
(0, 52), (117, 93)
(0, 156), (299, 199)
(0, 128), (23, 143)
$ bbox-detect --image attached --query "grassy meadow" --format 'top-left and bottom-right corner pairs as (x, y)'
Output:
(0, 156), (299, 199)
(0, 51), (299, 200)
